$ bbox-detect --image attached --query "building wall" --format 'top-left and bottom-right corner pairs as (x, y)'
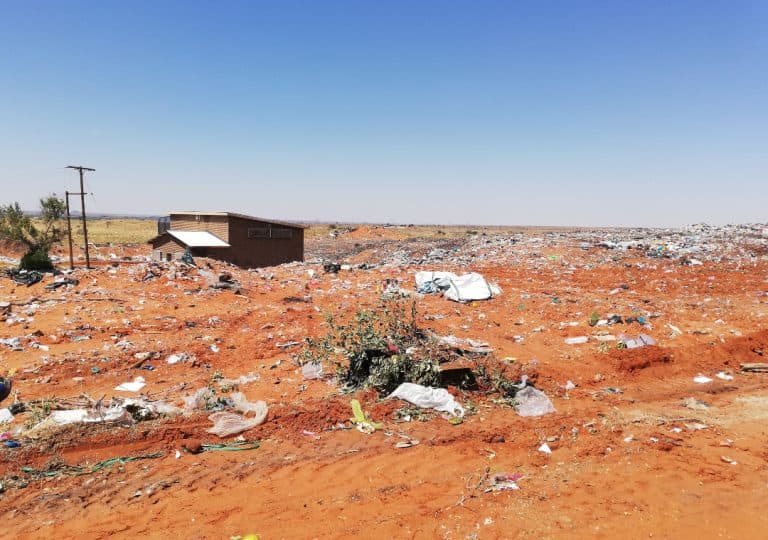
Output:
(169, 214), (229, 243)
(227, 216), (304, 268)
(159, 213), (304, 268)
(150, 235), (186, 261)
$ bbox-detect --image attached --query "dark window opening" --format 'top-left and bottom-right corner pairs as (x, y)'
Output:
(248, 227), (270, 238)
(248, 227), (293, 239)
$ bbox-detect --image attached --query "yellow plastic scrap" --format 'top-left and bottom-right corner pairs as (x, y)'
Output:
(350, 399), (383, 434)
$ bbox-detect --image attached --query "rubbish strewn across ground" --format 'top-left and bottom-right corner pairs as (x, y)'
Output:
(1, 222), (768, 538)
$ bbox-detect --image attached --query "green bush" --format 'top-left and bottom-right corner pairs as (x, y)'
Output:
(20, 248), (54, 271)
(299, 298), (441, 394)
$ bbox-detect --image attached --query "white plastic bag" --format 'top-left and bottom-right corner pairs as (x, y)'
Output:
(206, 392), (268, 437)
(302, 362), (324, 380)
(0, 408), (14, 424)
(415, 271), (501, 302)
(388, 382), (465, 417)
(514, 386), (555, 417)
(444, 273), (501, 302)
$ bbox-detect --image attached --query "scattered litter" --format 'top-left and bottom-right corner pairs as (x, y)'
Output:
(667, 324), (683, 336)
(537, 442), (552, 454)
(720, 456), (737, 465)
(715, 371), (734, 381)
(564, 336), (588, 345)
(211, 273), (241, 292)
(693, 375), (713, 384)
(197, 440), (261, 452)
(276, 341), (302, 349)
(4, 269), (43, 287)
(0, 378), (12, 401)
(218, 373), (260, 388)
(123, 398), (182, 420)
(19, 452), (163, 479)
(682, 397), (710, 410)
(45, 277), (79, 290)
(394, 434), (420, 449)
(485, 472), (522, 492)
(740, 363), (768, 373)
(618, 333), (656, 349)
(183, 388), (224, 411)
(0, 338), (23, 351)
(435, 335), (493, 354)
(350, 399), (383, 434)
(166, 352), (190, 365)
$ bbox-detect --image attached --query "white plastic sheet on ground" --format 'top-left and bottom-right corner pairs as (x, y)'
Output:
(0, 408), (14, 424)
(49, 407), (131, 425)
(114, 376), (146, 392)
(514, 386), (556, 417)
(415, 271), (501, 302)
(24, 406), (132, 439)
(388, 382), (465, 417)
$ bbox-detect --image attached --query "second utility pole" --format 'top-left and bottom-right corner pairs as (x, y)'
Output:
(66, 165), (95, 269)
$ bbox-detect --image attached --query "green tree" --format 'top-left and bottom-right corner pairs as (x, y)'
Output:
(0, 195), (66, 270)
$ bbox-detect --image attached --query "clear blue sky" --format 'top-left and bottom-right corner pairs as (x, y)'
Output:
(1, 0), (765, 226)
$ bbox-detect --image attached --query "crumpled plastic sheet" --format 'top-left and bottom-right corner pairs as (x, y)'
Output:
(302, 362), (324, 380)
(388, 382), (465, 417)
(514, 386), (556, 417)
(618, 333), (656, 349)
(206, 392), (268, 437)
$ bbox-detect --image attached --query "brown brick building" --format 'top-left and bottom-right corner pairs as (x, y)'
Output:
(149, 212), (305, 268)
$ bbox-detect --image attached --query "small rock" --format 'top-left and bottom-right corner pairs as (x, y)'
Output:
(182, 440), (203, 454)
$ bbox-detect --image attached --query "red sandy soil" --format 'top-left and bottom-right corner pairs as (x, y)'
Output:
(1, 234), (767, 539)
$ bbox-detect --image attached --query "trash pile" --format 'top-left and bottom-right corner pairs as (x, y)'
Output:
(0, 219), (766, 535)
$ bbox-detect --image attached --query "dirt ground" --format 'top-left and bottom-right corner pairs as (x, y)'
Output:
(1, 225), (767, 539)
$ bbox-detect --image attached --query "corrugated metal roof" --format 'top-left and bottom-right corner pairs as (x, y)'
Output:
(168, 211), (308, 229)
(166, 230), (230, 247)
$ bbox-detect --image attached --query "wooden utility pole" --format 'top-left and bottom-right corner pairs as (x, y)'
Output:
(66, 165), (95, 269)
(64, 190), (85, 270)
(65, 191), (73, 270)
